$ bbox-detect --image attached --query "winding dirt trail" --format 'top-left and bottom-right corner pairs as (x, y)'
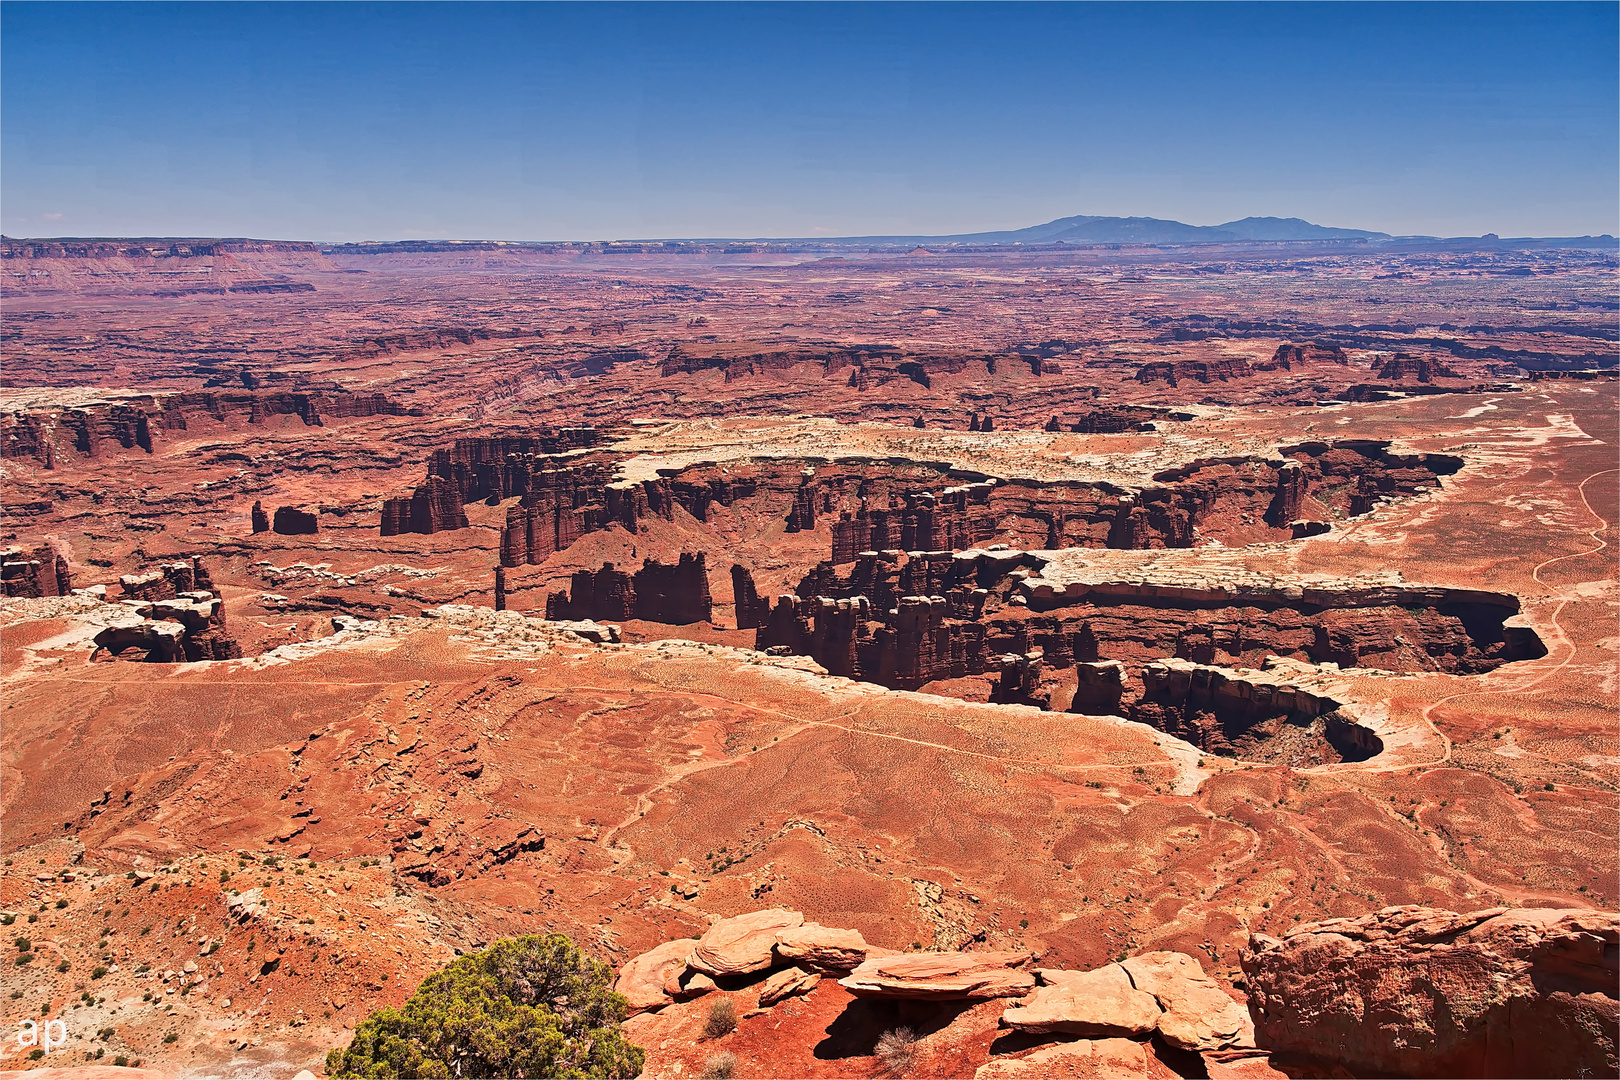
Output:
(1344, 467), (1618, 777)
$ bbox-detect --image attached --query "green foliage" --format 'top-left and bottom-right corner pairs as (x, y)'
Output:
(326, 933), (644, 1079)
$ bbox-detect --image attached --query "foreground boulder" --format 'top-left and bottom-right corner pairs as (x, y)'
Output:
(1241, 905), (1619, 1078)
(1002, 964), (1160, 1036)
(839, 950), (1036, 1000)
(1121, 950), (1254, 1050)
(758, 965), (820, 1007)
(688, 908), (804, 977)
(614, 938), (695, 1015)
(773, 922), (870, 972)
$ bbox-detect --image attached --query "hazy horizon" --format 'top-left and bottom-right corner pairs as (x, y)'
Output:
(4, 2), (1617, 242)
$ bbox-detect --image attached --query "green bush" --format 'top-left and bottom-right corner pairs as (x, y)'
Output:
(326, 933), (643, 1079)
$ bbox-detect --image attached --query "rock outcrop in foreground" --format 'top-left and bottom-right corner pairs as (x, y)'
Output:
(615, 908), (883, 1014)
(618, 906), (1618, 1077)
(617, 908), (1260, 1067)
(838, 950), (1037, 1000)
(1241, 905), (1619, 1079)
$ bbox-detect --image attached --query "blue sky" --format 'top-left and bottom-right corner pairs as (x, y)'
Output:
(3, 2), (1615, 241)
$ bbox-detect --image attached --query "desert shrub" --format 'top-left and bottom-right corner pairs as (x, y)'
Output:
(701, 1050), (737, 1079)
(874, 1026), (917, 1078)
(326, 933), (643, 1079)
(163, 1033), (178, 1044)
(702, 996), (737, 1040)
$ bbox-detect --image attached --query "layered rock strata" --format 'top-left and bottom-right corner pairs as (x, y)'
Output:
(731, 565), (770, 629)
(759, 548), (1541, 698)
(1, 543), (73, 598)
(545, 553), (712, 625)
(271, 506), (319, 535)
(839, 951), (1037, 1000)
(94, 559), (240, 662)
(1, 390), (420, 464)
(1128, 657), (1382, 764)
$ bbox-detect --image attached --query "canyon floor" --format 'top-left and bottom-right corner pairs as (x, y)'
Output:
(0, 237), (1615, 1077)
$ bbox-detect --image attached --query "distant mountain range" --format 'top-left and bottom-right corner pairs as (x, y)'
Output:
(790, 215), (1392, 246)
(10, 216), (1615, 253)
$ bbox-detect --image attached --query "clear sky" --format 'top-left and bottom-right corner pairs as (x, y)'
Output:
(3, 2), (1615, 241)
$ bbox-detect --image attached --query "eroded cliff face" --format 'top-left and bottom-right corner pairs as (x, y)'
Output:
(1264, 342), (1350, 369)
(0, 543), (73, 597)
(659, 344), (1060, 391)
(374, 434), (1461, 568)
(545, 553), (713, 625)
(0, 238), (331, 296)
(1127, 658), (1380, 766)
(1137, 358), (1254, 386)
(755, 547), (1539, 702)
(94, 557), (242, 662)
(1, 390), (422, 466)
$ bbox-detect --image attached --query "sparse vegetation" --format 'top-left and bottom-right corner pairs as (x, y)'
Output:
(875, 1026), (918, 1077)
(701, 1051), (738, 1079)
(326, 933), (643, 1079)
(702, 996), (737, 1039)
